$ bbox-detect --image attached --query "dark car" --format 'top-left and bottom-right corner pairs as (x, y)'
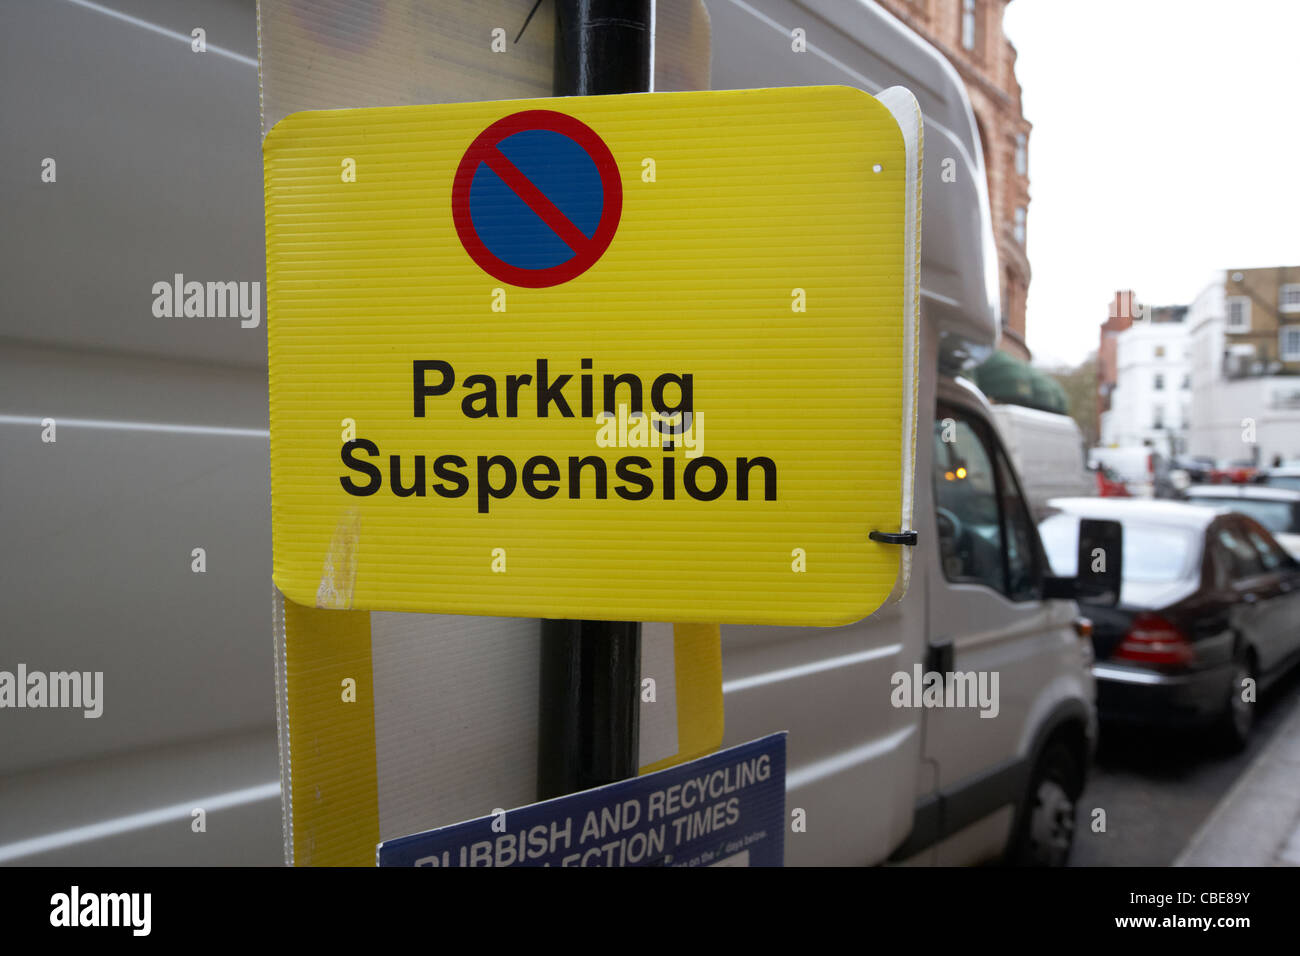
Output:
(1173, 456), (1216, 484)
(1039, 498), (1300, 748)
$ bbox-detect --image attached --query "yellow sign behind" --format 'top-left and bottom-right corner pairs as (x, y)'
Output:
(265, 86), (920, 626)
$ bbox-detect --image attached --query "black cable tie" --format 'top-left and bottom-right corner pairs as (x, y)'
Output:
(869, 530), (918, 546)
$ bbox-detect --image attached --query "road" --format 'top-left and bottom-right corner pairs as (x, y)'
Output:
(1071, 665), (1300, 866)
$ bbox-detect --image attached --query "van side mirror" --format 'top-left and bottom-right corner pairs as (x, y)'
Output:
(1042, 517), (1123, 606)
(1075, 518), (1123, 605)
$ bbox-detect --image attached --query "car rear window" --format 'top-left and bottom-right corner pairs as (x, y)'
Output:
(1038, 514), (1199, 583)
(1185, 496), (1297, 534)
(1261, 475), (1300, 492)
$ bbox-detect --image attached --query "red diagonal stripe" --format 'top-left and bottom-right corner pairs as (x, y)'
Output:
(482, 146), (592, 254)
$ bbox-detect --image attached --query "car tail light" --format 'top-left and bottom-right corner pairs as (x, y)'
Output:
(1115, 612), (1194, 665)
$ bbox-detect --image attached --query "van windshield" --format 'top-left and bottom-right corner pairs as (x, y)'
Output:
(1038, 515), (1199, 583)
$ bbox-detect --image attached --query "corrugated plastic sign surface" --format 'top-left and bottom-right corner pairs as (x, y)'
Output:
(264, 85), (919, 626)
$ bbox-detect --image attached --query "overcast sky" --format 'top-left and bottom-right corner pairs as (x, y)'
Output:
(1002, 0), (1300, 367)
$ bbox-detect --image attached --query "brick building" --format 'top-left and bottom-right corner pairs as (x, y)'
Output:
(1097, 291), (1136, 425)
(1220, 266), (1300, 376)
(1188, 267), (1300, 466)
(877, 0), (1033, 359)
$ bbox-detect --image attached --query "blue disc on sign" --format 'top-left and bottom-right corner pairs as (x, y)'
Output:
(470, 129), (603, 270)
(452, 110), (624, 288)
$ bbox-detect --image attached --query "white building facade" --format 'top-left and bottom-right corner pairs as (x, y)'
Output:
(1100, 319), (1192, 455)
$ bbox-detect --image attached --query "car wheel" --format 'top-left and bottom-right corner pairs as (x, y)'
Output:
(1007, 740), (1081, 867)
(1217, 649), (1255, 751)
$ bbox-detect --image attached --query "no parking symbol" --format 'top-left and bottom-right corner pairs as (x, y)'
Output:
(451, 110), (623, 288)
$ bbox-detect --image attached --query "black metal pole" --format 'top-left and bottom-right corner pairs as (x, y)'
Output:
(537, 0), (651, 801)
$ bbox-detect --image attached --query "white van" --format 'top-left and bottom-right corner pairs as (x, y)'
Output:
(710, 0), (1113, 866)
(1090, 445), (1156, 497)
(991, 403), (1094, 520)
(1, 0), (1114, 868)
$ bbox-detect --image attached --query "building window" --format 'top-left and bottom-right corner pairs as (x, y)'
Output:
(961, 0), (977, 51)
(1015, 133), (1027, 176)
(1154, 373), (1165, 391)
(1153, 405), (1164, 429)
(1281, 284), (1300, 314)
(1181, 373), (1191, 389)
(1013, 206), (1026, 244)
(1154, 345), (1165, 359)
(1281, 326), (1300, 362)
(1226, 296), (1251, 333)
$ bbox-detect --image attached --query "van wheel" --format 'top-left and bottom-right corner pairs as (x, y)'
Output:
(1217, 648), (1255, 752)
(1007, 741), (1081, 867)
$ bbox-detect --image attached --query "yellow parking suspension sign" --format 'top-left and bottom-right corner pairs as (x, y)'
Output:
(264, 85), (922, 626)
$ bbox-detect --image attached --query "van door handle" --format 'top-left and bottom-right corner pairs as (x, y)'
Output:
(926, 639), (954, 674)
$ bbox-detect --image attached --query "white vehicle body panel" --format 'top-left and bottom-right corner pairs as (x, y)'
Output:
(990, 403), (1093, 519)
(1, 0), (1093, 867)
(1089, 445), (1154, 496)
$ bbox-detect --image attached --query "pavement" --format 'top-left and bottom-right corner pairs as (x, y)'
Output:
(1175, 692), (1300, 866)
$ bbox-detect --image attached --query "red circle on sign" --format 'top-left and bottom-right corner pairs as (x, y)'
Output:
(451, 110), (623, 288)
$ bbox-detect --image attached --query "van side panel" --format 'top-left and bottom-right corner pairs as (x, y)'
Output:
(710, 0), (1006, 865)
(720, 603), (926, 865)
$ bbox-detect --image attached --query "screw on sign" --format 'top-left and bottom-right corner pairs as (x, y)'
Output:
(452, 110), (623, 288)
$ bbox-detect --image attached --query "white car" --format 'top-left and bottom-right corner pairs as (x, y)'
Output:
(1256, 465), (1300, 493)
(1182, 485), (1300, 561)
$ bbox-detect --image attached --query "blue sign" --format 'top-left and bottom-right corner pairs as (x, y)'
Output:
(378, 734), (787, 867)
